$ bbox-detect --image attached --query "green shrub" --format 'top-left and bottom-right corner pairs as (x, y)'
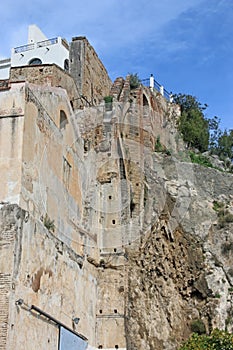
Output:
(189, 151), (213, 168)
(213, 200), (224, 212)
(179, 329), (233, 350)
(190, 319), (206, 335)
(154, 136), (164, 152)
(154, 136), (171, 155)
(218, 209), (233, 228)
(104, 95), (113, 104)
(129, 73), (141, 89)
(104, 95), (113, 111)
(43, 214), (55, 232)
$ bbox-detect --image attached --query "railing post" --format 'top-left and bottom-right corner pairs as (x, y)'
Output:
(160, 85), (164, 96)
(149, 74), (154, 91)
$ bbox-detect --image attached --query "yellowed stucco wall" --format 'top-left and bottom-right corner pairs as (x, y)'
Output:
(0, 83), (25, 205)
(1, 205), (97, 350)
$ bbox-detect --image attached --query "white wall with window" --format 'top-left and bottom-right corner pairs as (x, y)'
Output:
(11, 25), (69, 70)
(0, 25), (69, 79)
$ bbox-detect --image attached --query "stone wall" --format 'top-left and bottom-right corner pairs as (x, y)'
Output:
(0, 83), (25, 205)
(10, 65), (81, 109)
(0, 204), (97, 350)
(70, 37), (112, 106)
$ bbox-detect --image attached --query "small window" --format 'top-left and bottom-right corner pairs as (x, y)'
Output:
(63, 157), (71, 189)
(60, 110), (68, 129)
(143, 94), (149, 106)
(112, 220), (116, 225)
(29, 58), (42, 65)
(64, 59), (69, 71)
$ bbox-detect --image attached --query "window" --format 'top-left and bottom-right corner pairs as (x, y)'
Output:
(29, 58), (42, 65)
(60, 110), (68, 129)
(143, 94), (149, 106)
(63, 158), (71, 189)
(64, 59), (69, 71)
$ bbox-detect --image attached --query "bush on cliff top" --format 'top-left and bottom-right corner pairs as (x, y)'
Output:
(179, 329), (233, 350)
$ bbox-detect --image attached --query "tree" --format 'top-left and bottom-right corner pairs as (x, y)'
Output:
(179, 329), (233, 350)
(173, 94), (209, 152)
(129, 73), (141, 89)
(215, 129), (233, 161)
(209, 115), (233, 161)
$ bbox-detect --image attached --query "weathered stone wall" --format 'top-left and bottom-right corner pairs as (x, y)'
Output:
(70, 37), (112, 106)
(0, 83), (25, 205)
(20, 83), (99, 258)
(0, 204), (98, 350)
(10, 65), (81, 109)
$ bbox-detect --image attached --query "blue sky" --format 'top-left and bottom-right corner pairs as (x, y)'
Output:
(1, 0), (232, 130)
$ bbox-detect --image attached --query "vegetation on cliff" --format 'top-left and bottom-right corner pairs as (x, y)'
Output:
(179, 329), (233, 350)
(173, 94), (233, 168)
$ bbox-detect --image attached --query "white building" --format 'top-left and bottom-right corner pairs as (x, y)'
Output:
(0, 25), (69, 80)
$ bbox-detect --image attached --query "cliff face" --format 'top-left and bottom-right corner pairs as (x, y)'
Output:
(79, 77), (233, 349)
(125, 157), (233, 349)
(0, 71), (232, 350)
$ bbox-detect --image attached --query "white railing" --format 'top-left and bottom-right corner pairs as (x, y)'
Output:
(14, 43), (35, 53)
(141, 74), (173, 102)
(37, 37), (58, 48)
(14, 37), (58, 54)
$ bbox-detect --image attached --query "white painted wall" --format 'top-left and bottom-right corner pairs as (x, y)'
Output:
(11, 37), (69, 70)
(0, 60), (11, 79)
(28, 24), (47, 44)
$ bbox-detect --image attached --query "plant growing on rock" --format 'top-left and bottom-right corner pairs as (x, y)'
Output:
(43, 214), (55, 232)
(190, 319), (206, 335)
(129, 73), (141, 89)
(218, 209), (233, 228)
(179, 329), (233, 350)
(104, 95), (113, 111)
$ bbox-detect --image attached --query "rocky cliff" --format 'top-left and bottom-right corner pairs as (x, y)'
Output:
(0, 72), (232, 350)
(125, 156), (233, 349)
(77, 76), (233, 349)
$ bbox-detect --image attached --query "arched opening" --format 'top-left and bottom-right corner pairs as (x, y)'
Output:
(143, 94), (149, 106)
(28, 58), (42, 65)
(60, 110), (68, 129)
(143, 94), (149, 117)
(64, 59), (69, 71)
